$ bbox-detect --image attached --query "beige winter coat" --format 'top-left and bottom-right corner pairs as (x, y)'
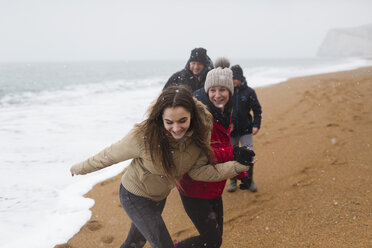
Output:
(70, 101), (248, 202)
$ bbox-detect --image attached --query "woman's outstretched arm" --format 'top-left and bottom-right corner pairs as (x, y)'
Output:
(70, 128), (141, 175)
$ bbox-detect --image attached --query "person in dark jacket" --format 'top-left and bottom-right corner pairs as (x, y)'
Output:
(228, 64), (262, 193)
(175, 58), (254, 248)
(163, 47), (214, 92)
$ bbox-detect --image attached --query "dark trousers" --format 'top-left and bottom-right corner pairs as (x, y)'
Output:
(245, 166), (254, 185)
(119, 184), (174, 248)
(177, 194), (223, 248)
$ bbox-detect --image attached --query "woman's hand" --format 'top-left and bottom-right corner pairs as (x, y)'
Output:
(252, 127), (259, 135)
(70, 166), (78, 177)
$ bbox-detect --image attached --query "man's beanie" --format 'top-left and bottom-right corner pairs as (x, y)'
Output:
(230, 65), (244, 81)
(204, 57), (234, 94)
(189, 48), (208, 65)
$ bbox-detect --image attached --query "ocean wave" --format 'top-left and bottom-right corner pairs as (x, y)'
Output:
(0, 77), (165, 107)
(244, 57), (372, 88)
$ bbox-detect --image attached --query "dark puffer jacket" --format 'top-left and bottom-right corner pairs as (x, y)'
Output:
(163, 56), (214, 92)
(231, 79), (262, 137)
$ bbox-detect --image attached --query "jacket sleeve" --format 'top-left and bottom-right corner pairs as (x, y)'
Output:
(213, 146), (234, 163)
(163, 73), (176, 90)
(212, 146), (248, 179)
(187, 152), (247, 182)
(70, 129), (141, 175)
(250, 89), (262, 129)
(163, 71), (183, 90)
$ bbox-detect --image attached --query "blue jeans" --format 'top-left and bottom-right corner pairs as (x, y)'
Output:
(119, 184), (174, 248)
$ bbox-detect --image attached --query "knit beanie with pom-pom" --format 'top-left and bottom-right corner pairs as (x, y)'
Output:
(204, 57), (234, 94)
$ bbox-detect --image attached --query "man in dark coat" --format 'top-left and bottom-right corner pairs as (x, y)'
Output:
(228, 64), (262, 193)
(163, 47), (213, 92)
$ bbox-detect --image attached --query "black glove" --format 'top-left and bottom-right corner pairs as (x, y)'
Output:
(233, 146), (255, 166)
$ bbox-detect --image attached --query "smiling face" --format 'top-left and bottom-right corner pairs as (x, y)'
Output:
(189, 61), (205, 76)
(208, 86), (230, 111)
(162, 106), (191, 140)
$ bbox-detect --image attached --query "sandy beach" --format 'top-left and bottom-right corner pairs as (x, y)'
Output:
(56, 66), (372, 248)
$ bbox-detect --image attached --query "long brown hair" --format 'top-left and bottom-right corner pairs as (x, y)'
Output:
(135, 85), (214, 183)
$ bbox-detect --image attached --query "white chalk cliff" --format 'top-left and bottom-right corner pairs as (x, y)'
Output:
(317, 23), (372, 57)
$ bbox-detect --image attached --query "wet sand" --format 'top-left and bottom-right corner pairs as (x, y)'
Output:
(56, 66), (372, 248)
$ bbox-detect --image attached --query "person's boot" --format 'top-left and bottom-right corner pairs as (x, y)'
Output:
(239, 176), (251, 190)
(227, 178), (237, 192)
(242, 166), (257, 192)
(248, 180), (257, 192)
(240, 177), (258, 192)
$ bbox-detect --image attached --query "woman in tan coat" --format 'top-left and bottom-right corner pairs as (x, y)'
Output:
(70, 85), (250, 248)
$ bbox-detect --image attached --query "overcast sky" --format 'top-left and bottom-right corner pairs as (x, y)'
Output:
(1, 0), (372, 62)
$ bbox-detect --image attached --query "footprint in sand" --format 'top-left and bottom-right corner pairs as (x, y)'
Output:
(254, 193), (273, 203)
(278, 127), (287, 131)
(292, 177), (315, 187)
(262, 140), (271, 145)
(101, 235), (114, 244)
(341, 127), (354, 132)
(225, 207), (263, 224)
(290, 167), (316, 187)
(173, 226), (195, 238)
(326, 123), (339, 128)
(86, 220), (102, 231)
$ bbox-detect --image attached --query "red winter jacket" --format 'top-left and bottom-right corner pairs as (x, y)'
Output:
(178, 120), (247, 199)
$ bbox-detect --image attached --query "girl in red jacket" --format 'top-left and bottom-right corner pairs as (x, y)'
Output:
(175, 58), (254, 248)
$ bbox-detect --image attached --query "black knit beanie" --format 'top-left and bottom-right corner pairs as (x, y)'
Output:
(189, 48), (208, 66)
(231, 64), (244, 81)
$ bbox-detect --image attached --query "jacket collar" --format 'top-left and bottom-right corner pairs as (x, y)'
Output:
(167, 130), (194, 151)
(236, 78), (248, 90)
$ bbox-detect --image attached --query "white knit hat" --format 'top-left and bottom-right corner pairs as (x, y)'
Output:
(204, 57), (234, 94)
